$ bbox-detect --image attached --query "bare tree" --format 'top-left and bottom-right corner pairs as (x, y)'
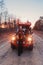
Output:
(0, 0), (5, 23)
(4, 10), (8, 22)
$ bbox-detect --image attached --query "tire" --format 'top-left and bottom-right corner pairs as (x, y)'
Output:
(29, 44), (33, 51)
(11, 43), (15, 50)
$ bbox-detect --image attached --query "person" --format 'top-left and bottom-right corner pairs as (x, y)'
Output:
(18, 26), (23, 56)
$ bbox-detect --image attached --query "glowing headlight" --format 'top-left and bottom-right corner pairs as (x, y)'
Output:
(12, 36), (16, 41)
(1, 25), (5, 28)
(28, 37), (32, 41)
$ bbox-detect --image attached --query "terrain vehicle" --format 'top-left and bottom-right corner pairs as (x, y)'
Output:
(10, 22), (33, 56)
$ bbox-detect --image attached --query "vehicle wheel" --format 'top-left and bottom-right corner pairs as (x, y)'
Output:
(11, 43), (15, 50)
(29, 44), (33, 51)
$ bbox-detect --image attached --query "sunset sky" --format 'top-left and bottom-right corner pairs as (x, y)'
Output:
(4, 0), (43, 27)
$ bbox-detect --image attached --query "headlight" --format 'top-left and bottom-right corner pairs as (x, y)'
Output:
(28, 37), (32, 41)
(12, 36), (16, 41)
(26, 35), (33, 45)
(27, 37), (32, 45)
(1, 25), (5, 28)
(11, 35), (16, 41)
